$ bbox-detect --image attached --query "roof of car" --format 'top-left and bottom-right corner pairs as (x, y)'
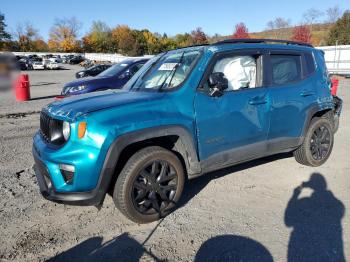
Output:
(214, 38), (313, 47)
(171, 38), (315, 54)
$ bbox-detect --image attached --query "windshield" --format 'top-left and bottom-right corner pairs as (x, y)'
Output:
(98, 61), (130, 77)
(125, 50), (201, 91)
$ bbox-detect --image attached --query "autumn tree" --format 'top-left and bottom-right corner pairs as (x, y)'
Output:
(111, 25), (137, 55)
(232, 23), (249, 38)
(32, 39), (49, 52)
(142, 30), (158, 54)
(15, 22), (41, 51)
(82, 21), (112, 53)
(190, 27), (208, 45)
(48, 17), (81, 52)
(291, 25), (311, 44)
(0, 12), (11, 50)
(327, 11), (350, 45)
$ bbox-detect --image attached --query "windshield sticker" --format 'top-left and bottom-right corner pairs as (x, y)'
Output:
(159, 63), (178, 71)
(120, 63), (128, 67)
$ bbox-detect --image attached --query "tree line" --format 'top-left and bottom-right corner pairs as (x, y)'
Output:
(0, 6), (349, 56)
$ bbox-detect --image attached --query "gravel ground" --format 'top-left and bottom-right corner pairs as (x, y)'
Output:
(0, 66), (349, 261)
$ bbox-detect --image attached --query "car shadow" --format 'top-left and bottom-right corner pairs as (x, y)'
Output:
(48, 232), (273, 262)
(194, 235), (273, 262)
(30, 95), (59, 101)
(46, 233), (160, 262)
(284, 172), (345, 261)
(47, 220), (166, 262)
(177, 152), (292, 209)
(31, 82), (59, 87)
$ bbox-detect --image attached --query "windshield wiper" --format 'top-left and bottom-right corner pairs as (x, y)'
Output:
(159, 51), (185, 91)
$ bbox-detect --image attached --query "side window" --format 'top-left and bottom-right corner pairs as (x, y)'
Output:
(130, 63), (144, 76)
(270, 54), (302, 85)
(209, 55), (261, 91)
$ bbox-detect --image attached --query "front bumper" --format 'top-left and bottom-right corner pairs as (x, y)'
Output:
(32, 133), (114, 206)
(32, 145), (105, 206)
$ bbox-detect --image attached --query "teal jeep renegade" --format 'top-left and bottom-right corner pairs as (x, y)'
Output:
(33, 39), (342, 223)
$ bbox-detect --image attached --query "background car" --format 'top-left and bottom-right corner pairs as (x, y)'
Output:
(32, 62), (45, 70)
(69, 56), (85, 64)
(75, 64), (112, 78)
(49, 55), (62, 63)
(46, 61), (60, 70)
(62, 58), (148, 95)
(62, 55), (74, 63)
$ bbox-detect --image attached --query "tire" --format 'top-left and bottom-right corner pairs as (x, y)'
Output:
(294, 117), (334, 167)
(113, 146), (185, 223)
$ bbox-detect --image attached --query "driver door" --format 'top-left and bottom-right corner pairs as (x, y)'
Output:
(194, 50), (270, 171)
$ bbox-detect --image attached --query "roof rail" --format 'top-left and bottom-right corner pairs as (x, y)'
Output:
(213, 38), (313, 48)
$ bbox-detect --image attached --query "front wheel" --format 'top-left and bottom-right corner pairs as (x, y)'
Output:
(294, 117), (334, 167)
(113, 146), (185, 223)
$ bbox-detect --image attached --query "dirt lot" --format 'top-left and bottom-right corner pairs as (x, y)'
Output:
(0, 66), (349, 261)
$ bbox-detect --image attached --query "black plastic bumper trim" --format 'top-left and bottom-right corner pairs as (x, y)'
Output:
(32, 146), (112, 206)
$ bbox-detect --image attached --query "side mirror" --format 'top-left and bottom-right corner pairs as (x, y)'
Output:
(208, 72), (228, 97)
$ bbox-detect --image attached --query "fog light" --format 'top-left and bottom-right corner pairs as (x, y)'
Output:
(59, 164), (75, 184)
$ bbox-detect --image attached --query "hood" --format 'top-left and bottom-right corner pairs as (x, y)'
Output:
(44, 90), (164, 121)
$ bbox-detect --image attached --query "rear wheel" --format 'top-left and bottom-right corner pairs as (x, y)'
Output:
(113, 146), (185, 223)
(294, 117), (334, 166)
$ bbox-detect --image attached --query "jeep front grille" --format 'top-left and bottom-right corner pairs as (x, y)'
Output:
(40, 111), (52, 142)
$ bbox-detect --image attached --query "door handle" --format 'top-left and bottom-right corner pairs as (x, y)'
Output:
(249, 99), (267, 105)
(300, 90), (315, 97)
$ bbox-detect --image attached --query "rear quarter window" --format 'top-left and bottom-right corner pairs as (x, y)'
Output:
(304, 52), (316, 76)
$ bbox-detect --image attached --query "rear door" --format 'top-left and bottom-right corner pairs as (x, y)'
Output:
(266, 50), (317, 151)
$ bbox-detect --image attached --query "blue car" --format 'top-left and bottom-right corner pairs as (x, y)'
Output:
(61, 58), (149, 95)
(33, 39), (342, 223)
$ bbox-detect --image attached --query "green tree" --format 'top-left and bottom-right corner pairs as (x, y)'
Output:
(174, 33), (192, 47)
(327, 11), (350, 45)
(132, 29), (147, 56)
(0, 12), (11, 50)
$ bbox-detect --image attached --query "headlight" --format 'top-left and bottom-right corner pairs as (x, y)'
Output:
(69, 85), (87, 93)
(62, 121), (70, 141)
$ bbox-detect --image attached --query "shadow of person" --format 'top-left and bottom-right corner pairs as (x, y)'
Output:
(285, 173), (345, 262)
(194, 235), (273, 262)
(47, 232), (161, 262)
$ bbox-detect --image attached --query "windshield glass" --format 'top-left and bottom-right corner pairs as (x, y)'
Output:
(126, 50), (201, 91)
(98, 61), (130, 77)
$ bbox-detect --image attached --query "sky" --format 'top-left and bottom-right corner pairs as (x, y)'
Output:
(1, 0), (348, 40)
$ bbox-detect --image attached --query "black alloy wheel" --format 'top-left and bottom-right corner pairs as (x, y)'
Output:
(113, 146), (185, 223)
(132, 160), (178, 215)
(310, 125), (331, 161)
